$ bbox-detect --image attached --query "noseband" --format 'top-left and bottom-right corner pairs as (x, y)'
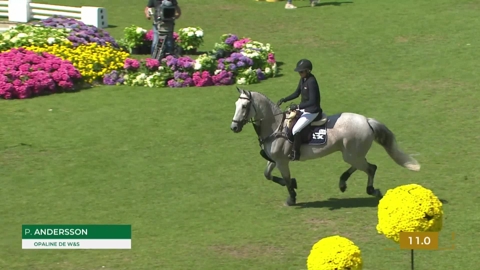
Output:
(232, 91), (257, 126)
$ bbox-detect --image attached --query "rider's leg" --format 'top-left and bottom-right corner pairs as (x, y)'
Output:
(290, 111), (319, 160)
(151, 24), (158, 56)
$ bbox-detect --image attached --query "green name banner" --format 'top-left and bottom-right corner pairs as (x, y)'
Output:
(22, 225), (131, 239)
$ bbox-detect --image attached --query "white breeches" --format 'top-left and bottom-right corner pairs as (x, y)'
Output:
(292, 109), (320, 135)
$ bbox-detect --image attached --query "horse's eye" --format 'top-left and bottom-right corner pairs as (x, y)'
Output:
(242, 105), (247, 109)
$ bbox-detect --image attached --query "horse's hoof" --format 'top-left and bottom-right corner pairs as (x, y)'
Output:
(366, 186), (375, 195)
(339, 183), (347, 193)
(374, 189), (383, 198)
(284, 197), (296, 206)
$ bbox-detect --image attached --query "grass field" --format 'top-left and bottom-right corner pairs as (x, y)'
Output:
(2, 0), (480, 269)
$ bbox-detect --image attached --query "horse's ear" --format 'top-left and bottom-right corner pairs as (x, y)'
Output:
(236, 86), (243, 94)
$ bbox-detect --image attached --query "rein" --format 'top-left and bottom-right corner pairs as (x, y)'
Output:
(232, 91), (290, 148)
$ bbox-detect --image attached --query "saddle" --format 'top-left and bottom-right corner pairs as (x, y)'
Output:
(284, 110), (328, 144)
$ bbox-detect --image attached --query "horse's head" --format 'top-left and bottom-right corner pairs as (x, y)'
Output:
(231, 87), (256, 133)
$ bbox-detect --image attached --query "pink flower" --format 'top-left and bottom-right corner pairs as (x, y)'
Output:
(124, 58), (140, 71)
(233, 38), (251, 49)
(145, 58), (160, 70)
(146, 30), (154, 41)
(0, 48), (81, 99)
(192, 71), (213, 87)
(267, 53), (276, 64)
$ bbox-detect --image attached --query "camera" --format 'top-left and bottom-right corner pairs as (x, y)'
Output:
(149, 0), (176, 22)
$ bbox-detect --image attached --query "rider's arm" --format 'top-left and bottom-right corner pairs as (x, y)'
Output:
(283, 81), (301, 102)
(298, 78), (320, 110)
(145, 0), (154, 18)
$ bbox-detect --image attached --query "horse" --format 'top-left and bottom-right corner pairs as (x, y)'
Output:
(230, 87), (420, 206)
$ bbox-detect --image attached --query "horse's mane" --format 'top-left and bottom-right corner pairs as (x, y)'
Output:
(250, 91), (282, 114)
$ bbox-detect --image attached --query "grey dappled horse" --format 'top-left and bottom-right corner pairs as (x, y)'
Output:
(230, 87), (420, 206)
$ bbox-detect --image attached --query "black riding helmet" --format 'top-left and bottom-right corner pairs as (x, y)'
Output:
(294, 59), (313, 72)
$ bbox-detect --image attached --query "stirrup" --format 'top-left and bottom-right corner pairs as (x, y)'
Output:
(289, 151), (300, 161)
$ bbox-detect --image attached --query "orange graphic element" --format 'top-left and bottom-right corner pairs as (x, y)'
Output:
(399, 232), (439, 250)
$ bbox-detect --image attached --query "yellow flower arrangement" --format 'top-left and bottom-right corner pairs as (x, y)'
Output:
(377, 184), (443, 243)
(307, 235), (363, 270)
(23, 43), (130, 83)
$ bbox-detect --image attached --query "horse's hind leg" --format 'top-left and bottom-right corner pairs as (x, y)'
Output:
(339, 166), (357, 193)
(358, 159), (382, 197)
(343, 154), (382, 197)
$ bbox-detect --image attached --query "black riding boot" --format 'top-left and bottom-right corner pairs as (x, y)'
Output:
(289, 133), (302, 161)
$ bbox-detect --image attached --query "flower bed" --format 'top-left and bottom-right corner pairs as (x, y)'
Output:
(0, 48), (81, 99)
(107, 32), (279, 88)
(1, 18), (281, 99)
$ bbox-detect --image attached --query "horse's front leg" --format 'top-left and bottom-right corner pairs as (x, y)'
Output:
(264, 161), (276, 180)
(276, 160), (296, 206)
(264, 161), (298, 189)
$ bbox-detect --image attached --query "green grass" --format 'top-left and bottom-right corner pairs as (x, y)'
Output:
(2, 0), (480, 269)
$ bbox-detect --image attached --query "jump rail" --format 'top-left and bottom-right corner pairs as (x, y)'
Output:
(1, 0), (107, 28)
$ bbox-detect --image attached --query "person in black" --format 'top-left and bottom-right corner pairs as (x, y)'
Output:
(145, 0), (181, 56)
(277, 59), (322, 161)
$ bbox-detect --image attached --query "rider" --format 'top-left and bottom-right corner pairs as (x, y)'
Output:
(277, 59), (322, 161)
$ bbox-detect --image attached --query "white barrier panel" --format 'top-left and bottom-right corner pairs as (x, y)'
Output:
(3, 0), (108, 28)
(0, 0), (7, 18)
(8, 0), (30, 23)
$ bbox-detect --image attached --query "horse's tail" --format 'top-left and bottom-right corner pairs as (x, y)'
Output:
(367, 118), (420, 171)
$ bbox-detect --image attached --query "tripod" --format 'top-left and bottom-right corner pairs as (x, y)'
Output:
(151, 21), (173, 61)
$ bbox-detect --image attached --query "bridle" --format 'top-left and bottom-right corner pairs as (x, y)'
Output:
(232, 90), (288, 147)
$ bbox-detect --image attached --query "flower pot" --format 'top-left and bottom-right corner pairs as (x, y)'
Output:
(130, 47), (141, 55)
(174, 45), (184, 56)
(185, 48), (197, 55)
(141, 44), (151, 55)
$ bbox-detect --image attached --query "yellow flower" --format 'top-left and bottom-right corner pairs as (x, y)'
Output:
(307, 235), (363, 270)
(376, 184), (443, 243)
(23, 43), (130, 83)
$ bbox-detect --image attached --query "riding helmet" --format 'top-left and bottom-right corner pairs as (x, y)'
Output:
(294, 59), (313, 72)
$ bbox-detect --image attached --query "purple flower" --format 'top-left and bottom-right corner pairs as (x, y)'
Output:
(256, 69), (266, 80)
(38, 15), (119, 47)
(225, 35), (238, 46)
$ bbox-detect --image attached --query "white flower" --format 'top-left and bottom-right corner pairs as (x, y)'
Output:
(272, 63), (278, 74)
(10, 37), (18, 43)
(187, 32), (194, 37)
(158, 66), (164, 71)
(264, 67), (272, 75)
(47, 37), (56, 44)
(195, 30), (203, 37)
(194, 62), (202, 70)
(17, 33), (28, 38)
(136, 27), (147, 34)
(146, 75), (156, 87)
(237, 77), (246, 85)
(214, 69), (222, 75)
